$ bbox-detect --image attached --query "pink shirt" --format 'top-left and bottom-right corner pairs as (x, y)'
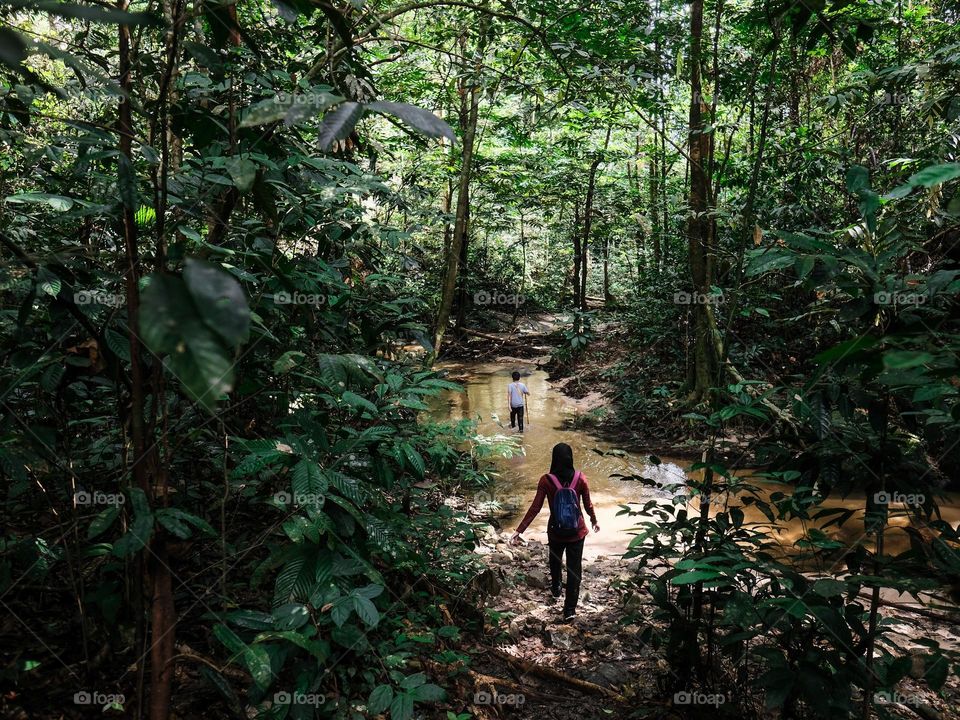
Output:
(516, 472), (597, 542)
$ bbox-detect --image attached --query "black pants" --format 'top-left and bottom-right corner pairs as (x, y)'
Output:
(509, 405), (524, 431)
(548, 537), (584, 615)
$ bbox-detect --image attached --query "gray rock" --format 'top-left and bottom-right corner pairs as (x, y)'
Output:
(472, 524), (498, 541)
(549, 627), (577, 650)
(586, 633), (613, 651)
(525, 569), (549, 589)
(489, 551), (514, 564)
(585, 661), (632, 687)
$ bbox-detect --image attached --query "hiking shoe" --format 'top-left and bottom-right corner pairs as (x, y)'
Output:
(562, 611), (576, 621)
(550, 586), (561, 600)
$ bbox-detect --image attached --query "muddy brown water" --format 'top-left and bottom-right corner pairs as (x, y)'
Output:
(431, 361), (960, 572)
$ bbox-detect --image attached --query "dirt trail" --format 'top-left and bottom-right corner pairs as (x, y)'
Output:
(461, 529), (663, 720)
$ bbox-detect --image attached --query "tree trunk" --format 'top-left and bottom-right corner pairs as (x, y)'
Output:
(453, 198), (470, 331)
(433, 82), (480, 355)
(685, 0), (720, 404)
(602, 234), (611, 303)
(572, 202), (582, 309)
(580, 164), (594, 311)
(118, 5), (175, 718)
(580, 127), (609, 311)
(649, 133), (661, 270)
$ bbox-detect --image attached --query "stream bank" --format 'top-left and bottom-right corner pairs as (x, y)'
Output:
(431, 348), (960, 720)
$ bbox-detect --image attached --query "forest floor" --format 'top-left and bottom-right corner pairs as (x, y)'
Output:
(445, 527), (960, 720)
(452, 527), (665, 720)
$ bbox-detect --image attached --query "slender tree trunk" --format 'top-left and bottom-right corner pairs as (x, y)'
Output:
(512, 211), (526, 323)
(580, 126), (610, 311)
(572, 202), (582, 309)
(580, 160), (598, 312)
(602, 234), (611, 303)
(453, 198), (470, 331)
(433, 80), (480, 355)
(685, 0), (720, 403)
(118, 5), (174, 719)
(649, 133), (661, 269)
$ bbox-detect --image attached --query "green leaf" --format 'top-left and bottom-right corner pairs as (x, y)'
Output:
(886, 163), (960, 199)
(156, 508), (216, 538)
(140, 271), (243, 410)
(87, 505), (120, 540)
(198, 667), (245, 718)
(906, 162), (960, 188)
(0, 28), (27, 69)
(36, 267), (61, 297)
(105, 329), (131, 362)
(240, 96), (291, 127)
(389, 692), (414, 720)
(5, 192), (73, 211)
(284, 91), (342, 126)
(2, 0), (158, 25)
(341, 390), (378, 416)
(351, 594), (379, 628)
(366, 101), (456, 144)
(813, 335), (878, 364)
(183, 258), (250, 347)
(811, 578), (847, 597)
(368, 685), (393, 714)
(225, 157), (257, 193)
(212, 623), (247, 655)
(670, 569), (721, 584)
(243, 644), (273, 689)
(399, 673), (426, 690)
(155, 509), (192, 539)
(272, 602), (310, 630)
(400, 443), (425, 478)
(273, 350), (305, 374)
(330, 596), (352, 627)
(845, 165), (870, 193)
(412, 683), (445, 702)
(883, 351), (932, 370)
(318, 102), (364, 151)
(291, 458), (327, 498)
(135, 205), (156, 226)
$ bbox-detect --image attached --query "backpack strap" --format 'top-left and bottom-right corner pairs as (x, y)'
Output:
(547, 472), (580, 490)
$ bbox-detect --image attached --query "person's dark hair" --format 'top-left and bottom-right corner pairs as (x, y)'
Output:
(512, 371), (521, 381)
(549, 442), (575, 486)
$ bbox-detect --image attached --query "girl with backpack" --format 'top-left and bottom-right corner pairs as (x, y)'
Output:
(509, 443), (599, 620)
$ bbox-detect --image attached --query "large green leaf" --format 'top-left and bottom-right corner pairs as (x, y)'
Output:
(140, 265), (249, 410)
(183, 258), (250, 346)
(0, 28), (27, 69)
(5, 192), (73, 211)
(366, 101), (456, 144)
(368, 685), (393, 715)
(318, 102), (364, 151)
(2, 0), (158, 24)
